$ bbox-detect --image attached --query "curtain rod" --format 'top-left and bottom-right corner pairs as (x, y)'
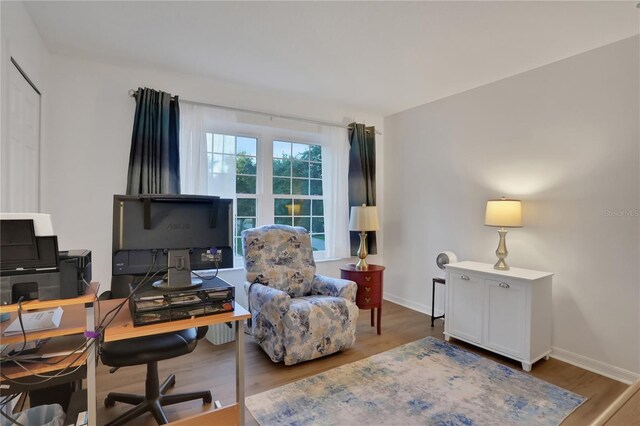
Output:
(128, 89), (381, 135)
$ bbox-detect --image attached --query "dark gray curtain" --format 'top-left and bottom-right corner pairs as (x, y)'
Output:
(348, 122), (377, 255)
(126, 87), (180, 195)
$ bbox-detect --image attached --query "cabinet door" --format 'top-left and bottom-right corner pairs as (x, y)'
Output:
(447, 273), (484, 344)
(484, 279), (527, 358)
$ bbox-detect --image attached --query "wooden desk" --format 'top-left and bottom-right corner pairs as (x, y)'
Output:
(0, 284), (98, 425)
(101, 300), (251, 425)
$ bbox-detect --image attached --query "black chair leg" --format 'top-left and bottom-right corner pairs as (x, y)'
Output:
(162, 390), (212, 406)
(104, 361), (211, 426)
(149, 400), (169, 425)
(159, 373), (176, 394)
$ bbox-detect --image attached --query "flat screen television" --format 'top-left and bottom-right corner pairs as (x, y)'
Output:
(112, 194), (233, 290)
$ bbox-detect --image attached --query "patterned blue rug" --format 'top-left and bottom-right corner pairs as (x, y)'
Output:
(246, 337), (586, 425)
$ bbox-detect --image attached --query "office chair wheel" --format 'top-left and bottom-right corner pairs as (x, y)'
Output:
(104, 396), (116, 407)
(203, 392), (212, 404)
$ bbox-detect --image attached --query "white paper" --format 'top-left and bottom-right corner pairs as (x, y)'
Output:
(3, 307), (64, 335)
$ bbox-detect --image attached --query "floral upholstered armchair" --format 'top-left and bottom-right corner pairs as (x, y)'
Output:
(242, 225), (359, 365)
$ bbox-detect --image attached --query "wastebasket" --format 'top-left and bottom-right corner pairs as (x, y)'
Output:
(1, 404), (65, 426)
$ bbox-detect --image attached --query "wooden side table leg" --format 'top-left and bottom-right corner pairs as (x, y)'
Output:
(377, 305), (381, 335)
(370, 308), (374, 327)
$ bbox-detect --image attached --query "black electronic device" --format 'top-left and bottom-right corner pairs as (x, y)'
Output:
(128, 276), (235, 326)
(0, 219), (92, 305)
(112, 194), (234, 290)
(59, 249), (92, 297)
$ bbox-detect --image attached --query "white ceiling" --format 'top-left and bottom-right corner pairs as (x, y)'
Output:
(24, 1), (639, 116)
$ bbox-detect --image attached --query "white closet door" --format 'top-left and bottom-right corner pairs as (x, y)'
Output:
(2, 62), (41, 212)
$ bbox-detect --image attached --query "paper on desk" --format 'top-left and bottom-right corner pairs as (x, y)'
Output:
(3, 307), (64, 336)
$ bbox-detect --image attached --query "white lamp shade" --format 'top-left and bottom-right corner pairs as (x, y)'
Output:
(349, 205), (380, 232)
(485, 199), (522, 228)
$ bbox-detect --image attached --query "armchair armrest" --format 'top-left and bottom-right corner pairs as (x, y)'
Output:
(244, 282), (291, 337)
(311, 275), (357, 303)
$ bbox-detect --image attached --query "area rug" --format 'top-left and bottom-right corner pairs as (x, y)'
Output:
(246, 337), (586, 425)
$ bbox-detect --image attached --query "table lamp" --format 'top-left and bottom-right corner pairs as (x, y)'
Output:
(349, 205), (379, 270)
(484, 198), (522, 271)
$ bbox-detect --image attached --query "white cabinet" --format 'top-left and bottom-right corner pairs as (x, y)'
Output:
(444, 261), (553, 371)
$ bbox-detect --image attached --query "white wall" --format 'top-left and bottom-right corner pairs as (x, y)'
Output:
(383, 36), (639, 382)
(42, 54), (384, 303)
(0, 1), (50, 211)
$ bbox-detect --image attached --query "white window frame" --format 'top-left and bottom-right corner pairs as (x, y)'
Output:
(202, 122), (328, 265)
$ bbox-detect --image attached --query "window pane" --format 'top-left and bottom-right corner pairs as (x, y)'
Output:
(312, 200), (324, 216)
(213, 134), (223, 153)
(292, 143), (309, 160)
(274, 216), (292, 226)
(274, 198), (292, 216)
(207, 153), (214, 173)
(236, 155), (256, 175)
(223, 135), (235, 154)
(310, 179), (322, 196)
(236, 217), (256, 236)
(311, 234), (325, 251)
(292, 178), (309, 195)
(237, 137), (257, 156)
(273, 141), (291, 158)
(273, 158), (291, 177)
(311, 217), (325, 233)
(292, 160), (309, 178)
(235, 237), (243, 256)
(237, 175), (256, 194)
(309, 145), (322, 162)
(273, 177), (291, 195)
(293, 199), (311, 215)
(294, 216), (310, 231)
(310, 162), (322, 179)
(212, 153), (223, 173)
(237, 198), (256, 216)
(206, 133), (213, 153)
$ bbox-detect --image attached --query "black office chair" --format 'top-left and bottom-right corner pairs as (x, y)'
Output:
(99, 276), (212, 426)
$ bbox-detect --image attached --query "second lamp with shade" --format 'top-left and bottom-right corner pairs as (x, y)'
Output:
(349, 205), (379, 270)
(485, 198), (522, 271)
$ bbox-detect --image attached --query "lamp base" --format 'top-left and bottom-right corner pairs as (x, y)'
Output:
(356, 231), (369, 271)
(493, 228), (510, 271)
(493, 258), (509, 271)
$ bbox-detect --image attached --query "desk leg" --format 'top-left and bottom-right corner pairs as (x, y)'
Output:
(236, 320), (245, 426)
(86, 303), (96, 426)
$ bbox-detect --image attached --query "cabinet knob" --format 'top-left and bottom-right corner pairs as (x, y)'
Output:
(461, 275), (470, 280)
(499, 282), (510, 289)
(364, 297), (371, 303)
(364, 276), (372, 282)
(364, 286), (371, 292)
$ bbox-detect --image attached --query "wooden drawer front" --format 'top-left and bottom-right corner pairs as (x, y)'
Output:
(342, 271), (382, 285)
(355, 283), (381, 307)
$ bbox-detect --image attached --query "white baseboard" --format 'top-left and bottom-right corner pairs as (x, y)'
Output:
(384, 292), (639, 385)
(383, 293), (444, 318)
(550, 346), (639, 385)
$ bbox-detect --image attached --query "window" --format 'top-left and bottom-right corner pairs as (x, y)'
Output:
(272, 141), (325, 251)
(206, 133), (258, 256)
(180, 103), (349, 265)
(205, 134), (325, 257)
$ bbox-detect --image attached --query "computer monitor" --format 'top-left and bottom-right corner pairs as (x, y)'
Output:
(112, 194), (233, 290)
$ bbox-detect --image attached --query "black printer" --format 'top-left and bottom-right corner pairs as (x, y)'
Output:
(0, 219), (92, 305)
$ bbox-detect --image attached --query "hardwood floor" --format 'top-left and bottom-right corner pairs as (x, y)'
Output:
(96, 300), (629, 425)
